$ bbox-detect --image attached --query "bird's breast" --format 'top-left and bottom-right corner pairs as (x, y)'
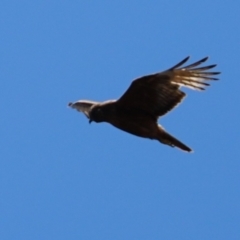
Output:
(105, 108), (158, 139)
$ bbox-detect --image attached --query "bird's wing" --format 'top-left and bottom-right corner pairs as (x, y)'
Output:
(68, 100), (99, 118)
(117, 56), (220, 119)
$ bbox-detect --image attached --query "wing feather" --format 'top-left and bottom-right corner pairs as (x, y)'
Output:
(117, 57), (220, 119)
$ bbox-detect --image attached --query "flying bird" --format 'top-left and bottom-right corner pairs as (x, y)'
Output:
(69, 56), (220, 152)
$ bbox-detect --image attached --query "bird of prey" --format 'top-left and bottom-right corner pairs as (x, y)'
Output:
(69, 56), (220, 152)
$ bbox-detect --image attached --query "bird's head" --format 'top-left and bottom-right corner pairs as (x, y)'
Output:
(89, 105), (105, 123)
(68, 99), (116, 124)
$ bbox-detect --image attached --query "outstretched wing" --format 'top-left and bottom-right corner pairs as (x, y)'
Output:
(117, 56), (220, 119)
(68, 100), (99, 118)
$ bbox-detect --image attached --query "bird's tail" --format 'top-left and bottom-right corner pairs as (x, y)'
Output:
(157, 127), (192, 152)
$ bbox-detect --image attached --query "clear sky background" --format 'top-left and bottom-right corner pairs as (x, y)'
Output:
(1, 1), (239, 239)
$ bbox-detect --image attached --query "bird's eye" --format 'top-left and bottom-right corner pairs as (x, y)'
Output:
(90, 106), (104, 122)
(93, 107), (103, 116)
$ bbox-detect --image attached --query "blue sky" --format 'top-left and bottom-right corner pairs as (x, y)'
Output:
(1, 1), (239, 239)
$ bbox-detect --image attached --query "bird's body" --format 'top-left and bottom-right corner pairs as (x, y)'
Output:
(69, 56), (220, 152)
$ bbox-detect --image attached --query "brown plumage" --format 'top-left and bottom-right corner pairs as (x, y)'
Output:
(69, 56), (220, 152)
